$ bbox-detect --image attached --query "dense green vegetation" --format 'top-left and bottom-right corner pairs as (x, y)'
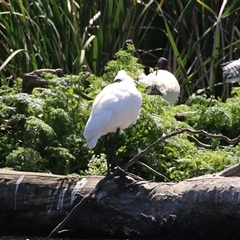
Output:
(0, 1), (240, 180)
(0, 1), (240, 100)
(1, 45), (240, 181)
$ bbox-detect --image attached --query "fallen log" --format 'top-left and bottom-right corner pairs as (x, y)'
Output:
(0, 169), (102, 234)
(22, 68), (63, 94)
(1, 166), (240, 239)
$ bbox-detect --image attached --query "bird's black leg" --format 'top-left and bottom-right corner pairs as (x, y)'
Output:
(112, 127), (120, 169)
(104, 134), (111, 174)
(104, 128), (120, 173)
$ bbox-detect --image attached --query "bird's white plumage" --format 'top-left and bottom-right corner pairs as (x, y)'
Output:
(221, 58), (240, 83)
(139, 69), (180, 105)
(83, 70), (142, 148)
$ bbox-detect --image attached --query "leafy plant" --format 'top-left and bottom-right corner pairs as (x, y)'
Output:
(1, 44), (240, 182)
(5, 147), (45, 172)
(81, 153), (108, 175)
(23, 116), (57, 152)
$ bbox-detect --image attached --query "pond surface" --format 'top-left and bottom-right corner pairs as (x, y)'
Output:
(0, 236), (101, 240)
(0, 230), (161, 240)
(0, 232), (136, 240)
(0, 235), (156, 240)
(0, 235), (79, 240)
(0, 232), (101, 240)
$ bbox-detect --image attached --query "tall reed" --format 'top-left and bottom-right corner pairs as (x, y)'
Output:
(0, 0), (239, 99)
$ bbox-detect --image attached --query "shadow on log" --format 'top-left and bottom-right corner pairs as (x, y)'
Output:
(1, 166), (240, 239)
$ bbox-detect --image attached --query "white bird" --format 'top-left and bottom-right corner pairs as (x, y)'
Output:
(83, 70), (142, 150)
(221, 58), (240, 83)
(139, 57), (180, 105)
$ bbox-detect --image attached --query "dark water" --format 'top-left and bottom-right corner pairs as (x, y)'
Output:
(0, 236), (128, 240)
(0, 231), (135, 240)
(0, 236), (74, 240)
(0, 235), (79, 240)
(0, 235), (102, 240)
(0, 234), (152, 240)
(0, 231), (105, 240)
(0, 230), (163, 240)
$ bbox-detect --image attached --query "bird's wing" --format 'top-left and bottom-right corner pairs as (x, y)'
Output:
(154, 70), (180, 92)
(83, 77), (142, 148)
(221, 59), (240, 81)
(220, 60), (234, 67)
(84, 86), (126, 141)
(92, 83), (116, 106)
(138, 72), (155, 85)
(83, 109), (112, 148)
(89, 86), (141, 127)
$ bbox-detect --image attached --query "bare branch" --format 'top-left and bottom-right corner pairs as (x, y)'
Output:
(183, 128), (240, 144)
(136, 160), (170, 181)
(187, 136), (213, 149)
(24, 68), (63, 77)
(123, 128), (240, 170)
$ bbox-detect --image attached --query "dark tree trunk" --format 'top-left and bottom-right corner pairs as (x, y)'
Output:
(1, 166), (240, 239)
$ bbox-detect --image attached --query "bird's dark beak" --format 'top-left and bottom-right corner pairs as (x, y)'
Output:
(146, 85), (162, 95)
(114, 79), (122, 83)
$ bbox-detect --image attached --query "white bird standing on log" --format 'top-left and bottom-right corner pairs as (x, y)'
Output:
(221, 58), (240, 83)
(83, 70), (142, 152)
(139, 57), (180, 105)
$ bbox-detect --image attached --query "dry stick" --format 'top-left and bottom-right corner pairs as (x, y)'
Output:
(187, 136), (213, 149)
(24, 68), (63, 77)
(123, 128), (240, 170)
(136, 160), (170, 181)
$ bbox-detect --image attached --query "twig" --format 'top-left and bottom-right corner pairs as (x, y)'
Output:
(78, 91), (93, 100)
(136, 160), (170, 181)
(182, 128), (240, 144)
(24, 68), (63, 77)
(187, 136), (213, 149)
(123, 128), (240, 170)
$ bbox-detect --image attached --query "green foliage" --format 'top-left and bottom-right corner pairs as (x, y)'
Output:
(1, 1), (240, 181)
(103, 44), (144, 81)
(23, 116), (57, 151)
(1, 46), (240, 182)
(3, 93), (44, 116)
(44, 146), (76, 174)
(0, 72), (93, 173)
(0, 0), (154, 78)
(186, 95), (220, 109)
(196, 106), (232, 134)
(81, 153), (108, 175)
(5, 147), (45, 172)
(44, 107), (73, 138)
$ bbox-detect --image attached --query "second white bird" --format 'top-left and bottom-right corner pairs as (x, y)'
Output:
(139, 69), (180, 105)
